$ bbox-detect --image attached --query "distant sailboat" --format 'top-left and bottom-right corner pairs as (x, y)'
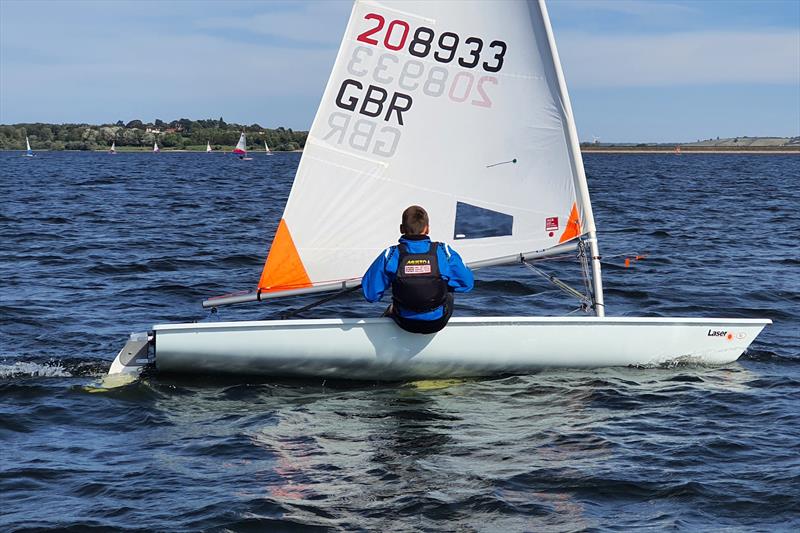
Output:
(24, 136), (34, 157)
(264, 140), (273, 156)
(675, 145), (682, 155)
(153, 141), (160, 153)
(206, 141), (212, 153)
(110, 141), (116, 154)
(233, 132), (252, 160)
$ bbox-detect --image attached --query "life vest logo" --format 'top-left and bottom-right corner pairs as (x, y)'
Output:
(404, 259), (432, 275)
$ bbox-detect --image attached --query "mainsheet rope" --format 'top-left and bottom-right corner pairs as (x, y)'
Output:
(207, 243), (646, 320)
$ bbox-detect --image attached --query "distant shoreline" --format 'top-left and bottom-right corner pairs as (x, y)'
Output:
(0, 148), (304, 153)
(3, 148), (796, 155)
(6, 121), (796, 154)
(0, 120), (306, 152)
(582, 148), (799, 154)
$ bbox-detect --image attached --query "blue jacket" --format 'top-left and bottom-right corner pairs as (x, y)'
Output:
(362, 235), (474, 320)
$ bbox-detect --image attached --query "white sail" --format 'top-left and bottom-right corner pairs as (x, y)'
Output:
(26, 136), (31, 152)
(234, 132), (247, 154)
(207, 141), (212, 152)
(153, 141), (159, 153)
(110, 141), (116, 153)
(257, 0), (597, 296)
(265, 140), (271, 153)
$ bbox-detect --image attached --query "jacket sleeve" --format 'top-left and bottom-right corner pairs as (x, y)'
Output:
(439, 244), (474, 293)
(362, 247), (394, 302)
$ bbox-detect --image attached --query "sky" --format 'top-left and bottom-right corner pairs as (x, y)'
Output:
(0, 0), (798, 143)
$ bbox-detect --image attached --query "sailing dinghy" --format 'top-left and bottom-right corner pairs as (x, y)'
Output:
(207, 141), (213, 153)
(24, 136), (34, 157)
(153, 141), (160, 153)
(233, 132), (252, 160)
(110, 141), (116, 154)
(265, 140), (273, 156)
(109, 0), (769, 381)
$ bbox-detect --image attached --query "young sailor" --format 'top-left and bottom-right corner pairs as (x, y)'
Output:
(362, 205), (474, 334)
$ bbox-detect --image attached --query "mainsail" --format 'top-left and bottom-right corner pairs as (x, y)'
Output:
(210, 0), (603, 313)
(25, 136), (33, 156)
(233, 132), (247, 154)
(110, 141), (116, 153)
(153, 141), (160, 153)
(265, 140), (272, 154)
(207, 141), (213, 152)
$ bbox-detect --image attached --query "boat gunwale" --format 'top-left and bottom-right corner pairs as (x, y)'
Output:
(153, 316), (772, 332)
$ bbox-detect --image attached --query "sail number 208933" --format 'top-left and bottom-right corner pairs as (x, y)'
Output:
(356, 13), (508, 74)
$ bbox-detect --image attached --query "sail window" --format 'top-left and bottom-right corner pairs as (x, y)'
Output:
(453, 202), (513, 240)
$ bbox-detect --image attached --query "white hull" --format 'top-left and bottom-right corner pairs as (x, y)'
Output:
(118, 317), (772, 380)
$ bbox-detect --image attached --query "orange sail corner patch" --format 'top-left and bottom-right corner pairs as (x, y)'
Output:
(558, 203), (581, 243)
(258, 219), (312, 293)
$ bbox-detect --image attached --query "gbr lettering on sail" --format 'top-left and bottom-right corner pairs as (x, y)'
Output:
(323, 5), (507, 158)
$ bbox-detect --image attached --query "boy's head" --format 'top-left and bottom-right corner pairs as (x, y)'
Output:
(400, 205), (429, 236)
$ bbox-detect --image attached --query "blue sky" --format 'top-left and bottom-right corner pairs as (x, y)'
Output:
(1, 0), (798, 142)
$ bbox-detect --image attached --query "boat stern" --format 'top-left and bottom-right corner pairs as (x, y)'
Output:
(108, 331), (154, 377)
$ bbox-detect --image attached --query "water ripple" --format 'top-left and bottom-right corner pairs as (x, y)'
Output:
(0, 152), (798, 531)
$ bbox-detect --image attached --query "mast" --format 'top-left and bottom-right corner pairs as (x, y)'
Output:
(538, 0), (605, 316)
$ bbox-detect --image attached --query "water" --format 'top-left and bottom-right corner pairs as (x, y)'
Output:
(1, 152), (798, 531)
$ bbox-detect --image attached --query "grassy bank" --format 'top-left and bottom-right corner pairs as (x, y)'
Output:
(581, 145), (799, 154)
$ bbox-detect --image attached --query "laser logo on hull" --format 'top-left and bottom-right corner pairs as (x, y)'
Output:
(708, 330), (735, 341)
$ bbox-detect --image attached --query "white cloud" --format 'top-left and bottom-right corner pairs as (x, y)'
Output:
(553, 0), (698, 18)
(558, 30), (800, 87)
(0, 30), (336, 126)
(192, 1), (351, 46)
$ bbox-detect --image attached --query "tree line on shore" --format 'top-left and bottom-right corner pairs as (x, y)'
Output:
(0, 118), (308, 151)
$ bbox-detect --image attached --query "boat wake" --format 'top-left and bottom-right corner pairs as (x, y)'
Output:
(0, 356), (109, 379)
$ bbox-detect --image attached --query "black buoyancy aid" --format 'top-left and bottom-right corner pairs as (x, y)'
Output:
(391, 242), (449, 313)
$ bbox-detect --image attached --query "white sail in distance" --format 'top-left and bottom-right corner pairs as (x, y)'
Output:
(234, 132), (247, 154)
(257, 0), (597, 297)
(153, 141), (159, 153)
(207, 141), (212, 152)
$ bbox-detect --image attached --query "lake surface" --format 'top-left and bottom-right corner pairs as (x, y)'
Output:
(1, 151), (798, 531)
